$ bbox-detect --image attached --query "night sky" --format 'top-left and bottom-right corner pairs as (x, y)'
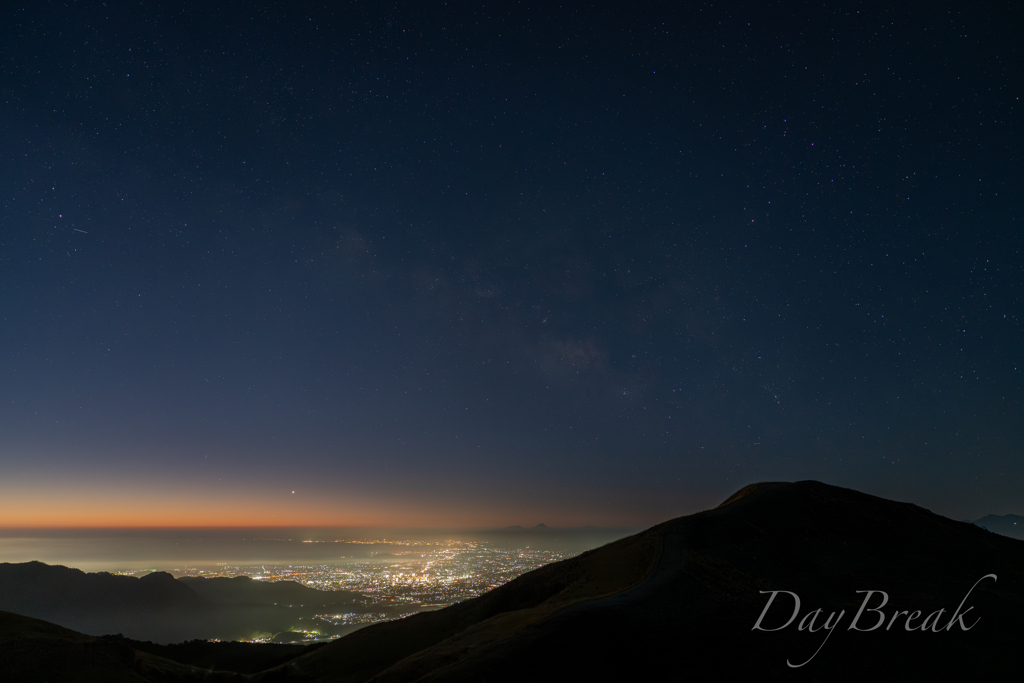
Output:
(2, 1), (1021, 528)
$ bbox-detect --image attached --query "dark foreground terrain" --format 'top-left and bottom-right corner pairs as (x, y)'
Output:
(2, 481), (1022, 681)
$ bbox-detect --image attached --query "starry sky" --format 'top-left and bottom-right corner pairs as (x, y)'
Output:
(1, 1), (1021, 528)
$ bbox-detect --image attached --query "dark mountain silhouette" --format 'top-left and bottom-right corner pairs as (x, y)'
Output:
(0, 562), (212, 643)
(179, 575), (360, 607)
(0, 608), (227, 681)
(532, 523), (549, 530)
(0, 563), (363, 643)
(972, 513), (1024, 539)
(0, 562), (205, 614)
(0, 609), (319, 681)
(255, 518), (661, 682)
(2, 481), (1023, 681)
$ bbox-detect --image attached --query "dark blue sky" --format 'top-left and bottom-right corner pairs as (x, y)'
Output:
(1, 1), (1021, 526)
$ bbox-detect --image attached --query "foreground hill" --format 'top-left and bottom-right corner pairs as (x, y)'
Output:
(0, 609), (322, 682)
(972, 513), (1024, 539)
(257, 517), (662, 682)
(178, 575), (359, 607)
(256, 481), (1024, 682)
(0, 609), (234, 682)
(2, 481), (1022, 681)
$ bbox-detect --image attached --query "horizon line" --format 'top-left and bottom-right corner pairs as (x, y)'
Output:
(0, 523), (646, 532)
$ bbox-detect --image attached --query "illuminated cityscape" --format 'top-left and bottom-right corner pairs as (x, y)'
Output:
(164, 539), (575, 641)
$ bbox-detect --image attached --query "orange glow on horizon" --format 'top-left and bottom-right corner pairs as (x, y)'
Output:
(0, 470), (709, 530)
(0, 484), (678, 530)
(0, 497), (495, 529)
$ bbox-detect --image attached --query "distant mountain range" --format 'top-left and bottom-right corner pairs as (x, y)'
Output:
(0, 609), (316, 681)
(971, 513), (1024, 539)
(1, 481), (1022, 681)
(0, 562), (365, 643)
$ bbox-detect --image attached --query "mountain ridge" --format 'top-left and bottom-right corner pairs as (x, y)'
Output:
(0, 562), (362, 643)
(257, 480), (1024, 682)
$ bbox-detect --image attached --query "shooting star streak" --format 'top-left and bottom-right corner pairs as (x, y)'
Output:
(74, 229), (87, 233)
